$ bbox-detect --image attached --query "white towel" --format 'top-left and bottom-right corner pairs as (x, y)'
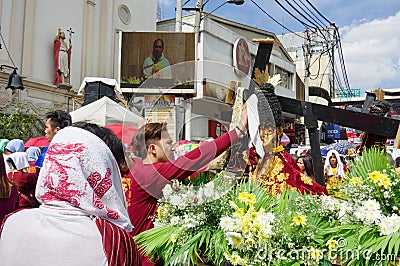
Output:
(247, 94), (265, 158)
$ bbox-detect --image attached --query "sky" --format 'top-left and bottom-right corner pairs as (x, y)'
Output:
(157, 0), (400, 91)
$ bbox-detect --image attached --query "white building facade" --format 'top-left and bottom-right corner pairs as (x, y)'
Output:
(0, 0), (156, 115)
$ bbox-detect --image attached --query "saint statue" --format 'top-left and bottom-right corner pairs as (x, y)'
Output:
(54, 27), (72, 85)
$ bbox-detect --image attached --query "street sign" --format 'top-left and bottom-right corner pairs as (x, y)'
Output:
(326, 125), (340, 139)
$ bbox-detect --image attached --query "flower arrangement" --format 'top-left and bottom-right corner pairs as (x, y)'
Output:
(134, 171), (235, 265)
(318, 148), (400, 266)
(134, 149), (400, 266)
(135, 173), (333, 266)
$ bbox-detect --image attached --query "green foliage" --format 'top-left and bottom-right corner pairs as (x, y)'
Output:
(0, 104), (45, 141)
(348, 147), (390, 179)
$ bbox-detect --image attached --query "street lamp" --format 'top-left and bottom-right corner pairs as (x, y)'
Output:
(227, 0), (244, 5)
(0, 65), (24, 90)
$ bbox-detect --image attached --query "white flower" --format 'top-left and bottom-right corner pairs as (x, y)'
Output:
(170, 216), (180, 226)
(363, 199), (381, 211)
(183, 215), (199, 228)
(263, 212), (276, 223)
(203, 181), (215, 196)
(162, 184), (174, 198)
(365, 209), (383, 225)
(320, 195), (341, 212)
(337, 201), (353, 219)
(379, 214), (400, 235)
(225, 231), (243, 247)
(383, 191), (391, 198)
(220, 216), (237, 232)
(169, 194), (182, 206)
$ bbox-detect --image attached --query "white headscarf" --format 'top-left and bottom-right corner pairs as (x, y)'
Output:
(26, 147), (41, 162)
(35, 127), (133, 232)
(7, 152), (30, 171)
(5, 139), (24, 153)
(324, 149), (346, 178)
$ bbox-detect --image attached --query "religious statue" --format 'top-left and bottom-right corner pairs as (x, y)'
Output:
(247, 68), (328, 195)
(54, 27), (72, 85)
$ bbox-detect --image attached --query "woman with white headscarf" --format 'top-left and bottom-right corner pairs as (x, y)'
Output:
(323, 149), (346, 191)
(0, 127), (140, 266)
(6, 152), (39, 208)
(3, 139), (24, 154)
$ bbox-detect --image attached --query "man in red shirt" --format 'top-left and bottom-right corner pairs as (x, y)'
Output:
(127, 108), (248, 266)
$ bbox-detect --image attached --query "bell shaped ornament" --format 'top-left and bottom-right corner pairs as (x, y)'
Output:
(6, 69), (24, 90)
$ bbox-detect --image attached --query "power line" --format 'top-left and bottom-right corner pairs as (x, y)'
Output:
(249, 0), (307, 40)
(274, 0), (313, 29)
(304, 0), (331, 24)
(293, 0), (326, 28)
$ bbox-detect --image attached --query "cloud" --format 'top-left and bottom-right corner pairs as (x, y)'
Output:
(340, 11), (400, 90)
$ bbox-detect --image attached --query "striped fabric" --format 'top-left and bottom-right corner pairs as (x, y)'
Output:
(96, 218), (142, 266)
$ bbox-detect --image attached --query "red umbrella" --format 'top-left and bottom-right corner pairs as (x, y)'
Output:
(25, 136), (50, 148)
(104, 124), (137, 145)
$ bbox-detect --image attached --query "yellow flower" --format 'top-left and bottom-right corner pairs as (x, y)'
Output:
(235, 208), (244, 217)
(170, 233), (177, 243)
(293, 215), (307, 226)
(245, 238), (256, 246)
(379, 176), (392, 189)
(350, 176), (364, 186)
(249, 211), (258, 220)
(224, 252), (247, 266)
(326, 239), (338, 250)
(368, 171), (382, 182)
(310, 247), (322, 261)
(238, 192), (256, 206)
(229, 200), (239, 209)
(228, 234), (243, 247)
(157, 205), (168, 219)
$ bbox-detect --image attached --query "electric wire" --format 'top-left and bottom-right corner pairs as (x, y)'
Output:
(182, 0), (192, 7)
(293, 0), (326, 28)
(201, 1), (228, 21)
(304, 0), (331, 24)
(249, 0), (307, 40)
(275, 0), (313, 29)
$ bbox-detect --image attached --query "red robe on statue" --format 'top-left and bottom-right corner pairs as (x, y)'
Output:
(250, 145), (328, 196)
(54, 39), (71, 85)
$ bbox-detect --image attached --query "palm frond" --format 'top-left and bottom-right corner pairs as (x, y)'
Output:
(348, 148), (389, 178)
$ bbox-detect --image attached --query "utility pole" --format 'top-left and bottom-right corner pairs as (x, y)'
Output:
(193, 0), (203, 95)
(175, 0), (182, 32)
(328, 23), (336, 98)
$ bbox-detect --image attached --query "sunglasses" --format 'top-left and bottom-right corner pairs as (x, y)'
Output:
(153, 45), (163, 48)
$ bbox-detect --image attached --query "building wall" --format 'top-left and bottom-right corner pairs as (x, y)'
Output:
(0, 0), (156, 116)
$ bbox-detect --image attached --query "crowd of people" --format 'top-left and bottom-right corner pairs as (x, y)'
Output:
(0, 105), (248, 266)
(0, 95), (397, 265)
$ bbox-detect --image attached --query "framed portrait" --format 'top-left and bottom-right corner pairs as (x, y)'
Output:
(120, 32), (195, 92)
